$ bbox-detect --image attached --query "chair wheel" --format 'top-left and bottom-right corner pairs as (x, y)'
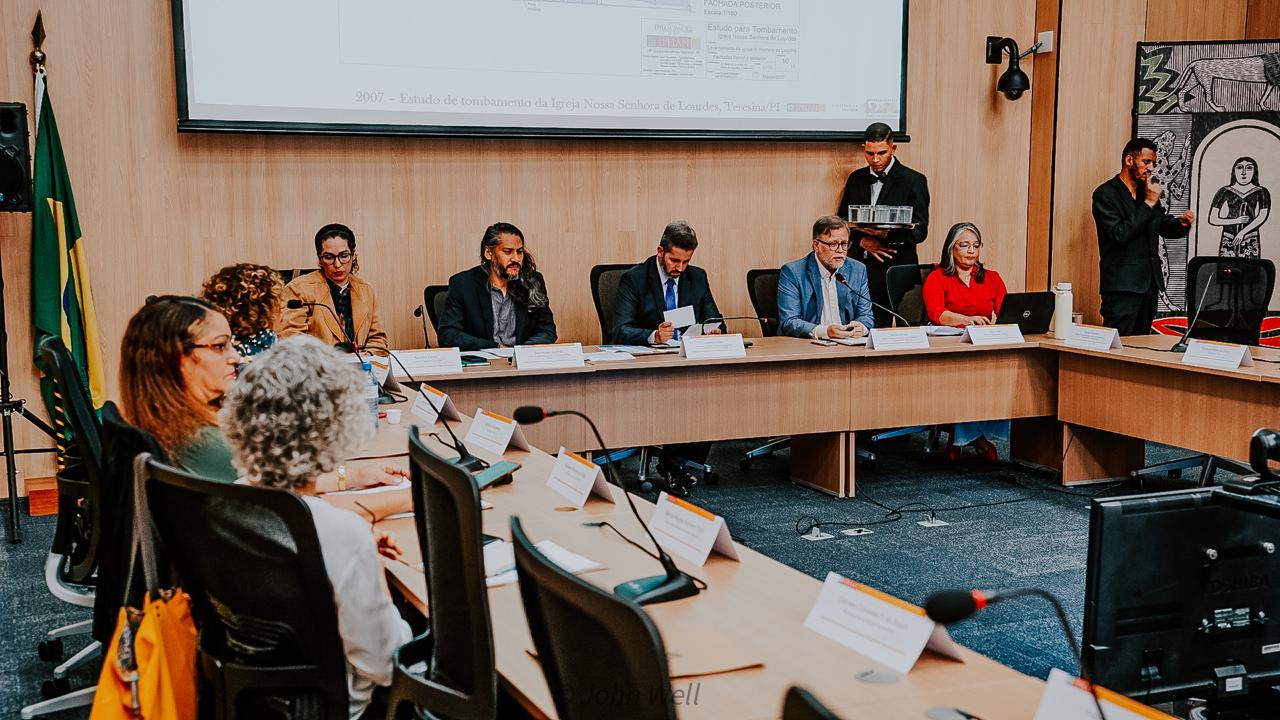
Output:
(1169, 469), (1183, 480)
(37, 638), (63, 661)
(705, 472), (720, 485)
(41, 677), (71, 699)
(739, 458), (753, 471)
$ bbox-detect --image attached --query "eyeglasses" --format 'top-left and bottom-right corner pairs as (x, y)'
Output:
(815, 240), (851, 251)
(319, 251), (354, 265)
(187, 338), (238, 355)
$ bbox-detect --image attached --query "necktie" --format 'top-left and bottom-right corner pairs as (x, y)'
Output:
(665, 278), (680, 341)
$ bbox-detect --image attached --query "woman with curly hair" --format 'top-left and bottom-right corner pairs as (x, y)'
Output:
(220, 335), (411, 719)
(200, 263), (285, 359)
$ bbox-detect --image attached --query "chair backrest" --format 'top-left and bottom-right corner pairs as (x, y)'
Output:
(781, 686), (843, 720)
(746, 269), (781, 337)
(886, 263), (935, 326)
(277, 267), (316, 285)
(401, 429), (497, 717)
(37, 336), (104, 584)
(424, 284), (449, 341)
(591, 264), (636, 344)
(141, 454), (349, 718)
(94, 402), (167, 644)
(511, 516), (676, 720)
(1185, 256), (1276, 346)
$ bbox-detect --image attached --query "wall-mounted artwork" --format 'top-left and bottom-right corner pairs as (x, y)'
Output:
(1133, 40), (1280, 343)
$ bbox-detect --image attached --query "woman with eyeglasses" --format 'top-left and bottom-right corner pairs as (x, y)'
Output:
(280, 223), (389, 354)
(922, 222), (1009, 462)
(119, 295), (406, 486)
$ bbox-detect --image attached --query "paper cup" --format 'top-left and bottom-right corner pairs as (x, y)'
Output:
(386, 408), (402, 424)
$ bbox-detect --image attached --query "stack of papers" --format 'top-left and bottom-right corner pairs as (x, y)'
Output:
(584, 351), (635, 363)
(924, 325), (966, 336)
(483, 539), (603, 587)
(830, 336), (868, 346)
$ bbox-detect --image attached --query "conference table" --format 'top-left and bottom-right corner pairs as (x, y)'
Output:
(391, 333), (1280, 494)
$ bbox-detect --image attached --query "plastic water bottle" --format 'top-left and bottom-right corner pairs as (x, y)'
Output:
(1052, 282), (1073, 337)
(361, 361), (380, 429)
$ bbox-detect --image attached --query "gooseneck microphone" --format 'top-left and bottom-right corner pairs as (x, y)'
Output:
(695, 315), (773, 335)
(834, 272), (912, 328)
(413, 304), (431, 348)
(383, 347), (488, 473)
(925, 587), (1107, 719)
(1171, 268), (1222, 353)
(513, 405), (701, 606)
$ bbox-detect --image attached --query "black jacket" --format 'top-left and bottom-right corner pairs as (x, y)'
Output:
(612, 256), (721, 346)
(437, 265), (557, 350)
(837, 158), (930, 267)
(1092, 174), (1190, 294)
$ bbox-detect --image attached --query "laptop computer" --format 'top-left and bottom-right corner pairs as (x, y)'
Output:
(995, 291), (1054, 334)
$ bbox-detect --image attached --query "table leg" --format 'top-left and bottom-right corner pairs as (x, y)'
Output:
(1061, 423), (1145, 485)
(789, 432), (854, 497)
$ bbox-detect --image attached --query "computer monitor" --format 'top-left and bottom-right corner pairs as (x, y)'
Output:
(1084, 487), (1280, 714)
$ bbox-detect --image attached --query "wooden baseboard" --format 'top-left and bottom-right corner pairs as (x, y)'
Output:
(26, 476), (58, 516)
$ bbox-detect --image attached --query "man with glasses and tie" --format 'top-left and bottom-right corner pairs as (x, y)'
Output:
(836, 122), (931, 327)
(612, 220), (721, 495)
(777, 216), (875, 340)
(280, 223), (389, 354)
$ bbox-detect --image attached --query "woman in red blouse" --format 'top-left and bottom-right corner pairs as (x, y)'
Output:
(922, 222), (1009, 462)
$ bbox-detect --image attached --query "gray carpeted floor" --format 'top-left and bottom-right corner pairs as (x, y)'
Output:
(0, 434), (1220, 716)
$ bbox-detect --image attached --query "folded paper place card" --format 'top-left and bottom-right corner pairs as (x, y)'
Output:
(803, 572), (964, 675)
(1181, 338), (1254, 370)
(546, 447), (614, 509)
(390, 348), (464, 376)
(411, 385), (461, 426)
(514, 343), (585, 370)
(1033, 668), (1177, 720)
(463, 409), (530, 457)
(867, 326), (930, 351)
(964, 324), (1025, 346)
(648, 491), (739, 566)
(1064, 324), (1123, 351)
(680, 333), (747, 360)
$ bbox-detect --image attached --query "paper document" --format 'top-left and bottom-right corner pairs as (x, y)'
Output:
(597, 344), (661, 355)
(663, 305), (697, 329)
(484, 540), (603, 587)
(830, 336), (868, 346)
(925, 325), (966, 336)
(584, 351), (636, 363)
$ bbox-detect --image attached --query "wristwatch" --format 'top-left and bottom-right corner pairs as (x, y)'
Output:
(336, 464), (347, 491)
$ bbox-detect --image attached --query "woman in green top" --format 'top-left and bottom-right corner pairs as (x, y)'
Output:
(119, 296), (242, 481)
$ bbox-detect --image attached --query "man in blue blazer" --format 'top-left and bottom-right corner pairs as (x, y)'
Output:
(777, 216), (875, 339)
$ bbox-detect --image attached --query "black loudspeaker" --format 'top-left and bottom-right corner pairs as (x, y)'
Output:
(0, 103), (32, 213)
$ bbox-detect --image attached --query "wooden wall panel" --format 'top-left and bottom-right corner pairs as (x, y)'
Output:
(0, 0), (1036, 492)
(1026, 0), (1062, 291)
(1145, 0), (1247, 40)
(1246, 0), (1280, 36)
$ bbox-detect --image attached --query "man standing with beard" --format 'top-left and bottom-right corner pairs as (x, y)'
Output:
(1092, 138), (1194, 336)
(439, 222), (558, 350)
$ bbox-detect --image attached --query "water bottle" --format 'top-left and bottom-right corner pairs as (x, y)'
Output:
(361, 361), (380, 429)
(1052, 282), (1073, 337)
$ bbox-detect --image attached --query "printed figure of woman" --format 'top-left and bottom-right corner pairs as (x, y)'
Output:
(1208, 156), (1270, 257)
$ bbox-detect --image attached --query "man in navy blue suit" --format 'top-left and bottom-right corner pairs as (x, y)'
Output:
(777, 216), (875, 340)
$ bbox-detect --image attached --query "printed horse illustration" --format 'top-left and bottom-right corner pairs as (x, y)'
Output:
(1176, 54), (1279, 111)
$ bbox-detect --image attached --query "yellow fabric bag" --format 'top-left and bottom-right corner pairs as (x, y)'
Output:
(89, 590), (197, 720)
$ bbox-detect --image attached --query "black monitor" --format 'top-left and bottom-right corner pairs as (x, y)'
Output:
(1084, 487), (1280, 715)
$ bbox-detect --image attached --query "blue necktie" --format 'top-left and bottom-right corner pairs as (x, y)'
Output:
(665, 278), (679, 341)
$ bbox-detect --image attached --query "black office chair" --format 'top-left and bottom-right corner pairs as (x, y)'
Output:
(424, 285), (450, 347)
(386, 430), (497, 720)
(740, 269), (789, 470)
(861, 263), (946, 465)
(141, 454), (350, 719)
(781, 686), (843, 720)
(277, 267), (317, 285)
(1132, 256), (1276, 483)
(510, 516), (676, 720)
(21, 338), (107, 716)
(590, 263), (635, 344)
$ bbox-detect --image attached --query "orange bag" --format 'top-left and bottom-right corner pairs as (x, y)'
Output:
(89, 590), (197, 719)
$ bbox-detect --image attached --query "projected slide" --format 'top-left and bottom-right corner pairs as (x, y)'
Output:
(175, 0), (906, 137)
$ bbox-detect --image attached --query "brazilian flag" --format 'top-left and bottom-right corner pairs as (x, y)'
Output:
(31, 74), (106, 455)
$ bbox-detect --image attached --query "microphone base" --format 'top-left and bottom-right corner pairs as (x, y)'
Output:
(1171, 339), (1191, 353)
(614, 570), (700, 606)
(452, 454), (489, 474)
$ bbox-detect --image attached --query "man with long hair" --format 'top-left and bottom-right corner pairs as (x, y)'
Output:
(438, 222), (558, 350)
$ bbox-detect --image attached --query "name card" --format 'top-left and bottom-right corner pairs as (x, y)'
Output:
(1064, 324), (1123, 351)
(802, 572), (964, 675)
(513, 343), (585, 370)
(963, 323), (1025, 346)
(545, 447), (615, 508)
(867, 326), (930, 351)
(411, 384), (461, 426)
(1033, 668), (1176, 720)
(680, 333), (747, 360)
(648, 492), (739, 566)
(1181, 339), (1255, 370)
(462, 409), (530, 458)
(391, 348), (464, 376)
